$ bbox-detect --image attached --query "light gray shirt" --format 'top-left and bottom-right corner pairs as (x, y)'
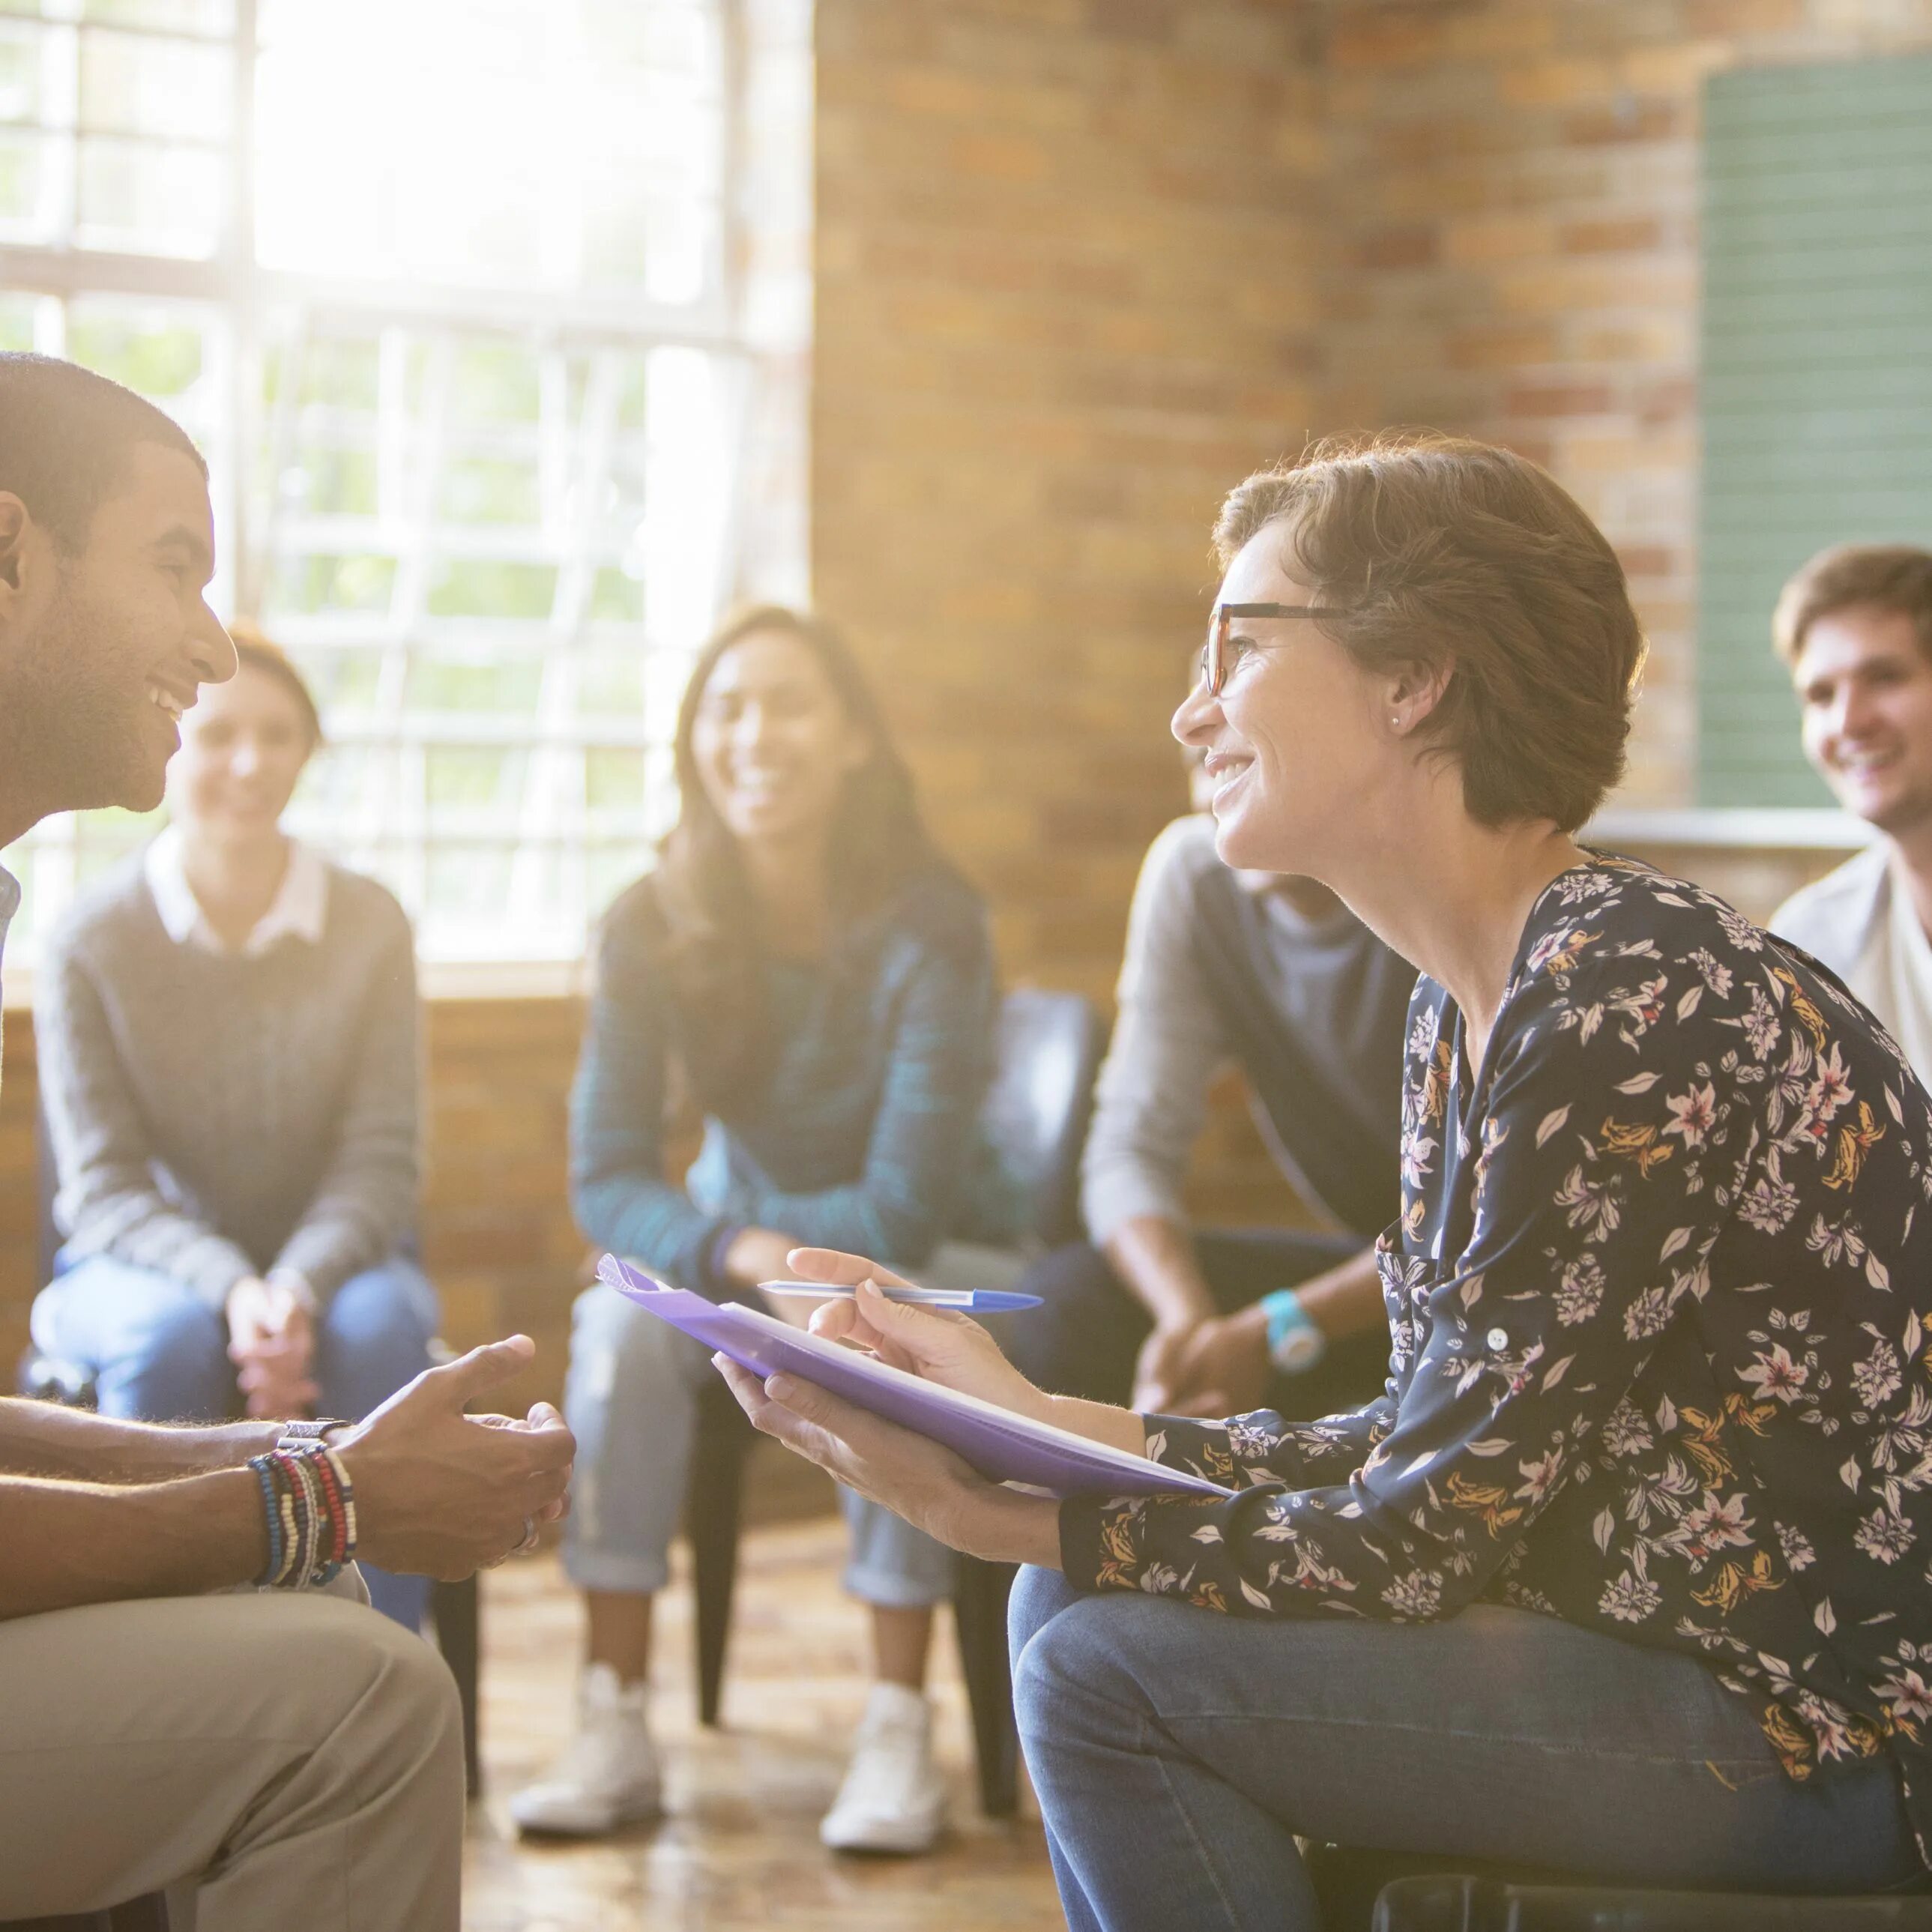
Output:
(1772, 843), (1932, 1090)
(1080, 815), (1409, 1245)
(38, 847), (421, 1310)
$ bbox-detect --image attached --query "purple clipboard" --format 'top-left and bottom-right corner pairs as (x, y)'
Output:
(597, 1255), (1234, 1502)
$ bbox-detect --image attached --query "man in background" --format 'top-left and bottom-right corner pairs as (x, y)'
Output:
(1769, 545), (1932, 1084)
(1012, 788), (1411, 1422)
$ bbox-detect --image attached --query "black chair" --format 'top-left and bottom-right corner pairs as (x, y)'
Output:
(2, 1901), (170, 1932)
(1366, 1875), (1932, 1930)
(1305, 1844), (1932, 1930)
(18, 1102), (482, 1795)
(681, 987), (1108, 1817)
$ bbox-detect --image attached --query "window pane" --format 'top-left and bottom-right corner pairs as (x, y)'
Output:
(440, 455), (540, 526)
(406, 648), (543, 715)
(576, 649), (646, 719)
(80, 26), (229, 142)
(425, 558), (557, 621)
(272, 552), (396, 615)
(76, 136), (223, 256)
(426, 744), (525, 815)
(585, 746), (646, 812)
(253, 0), (724, 296)
(83, 0), (236, 29)
(64, 301), (202, 396)
(289, 644), (384, 715)
(0, 20), (46, 124)
(425, 843), (513, 919)
(0, 128), (52, 242)
(0, 290), (38, 348)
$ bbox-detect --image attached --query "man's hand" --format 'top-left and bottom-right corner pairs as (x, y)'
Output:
(332, 1336), (575, 1580)
(226, 1276), (319, 1419)
(1132, 1318), (1203, 1413)
(1147, 1303), (1273, 1418)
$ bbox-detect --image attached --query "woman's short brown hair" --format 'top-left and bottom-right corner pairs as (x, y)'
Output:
(1213, 432), (1647, 833)
(1772, 544), (1932, 668)
(225, 618), (323, 749)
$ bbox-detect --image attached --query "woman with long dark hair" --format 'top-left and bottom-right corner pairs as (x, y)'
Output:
(513, 606), (1021, 1852)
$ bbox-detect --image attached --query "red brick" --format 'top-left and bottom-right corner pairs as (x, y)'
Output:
(1561, 216), (1664, 253)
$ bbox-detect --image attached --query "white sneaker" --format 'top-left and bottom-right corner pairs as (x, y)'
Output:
(819, 1682), (948, 1854)
(509, 1663), (662, 1837)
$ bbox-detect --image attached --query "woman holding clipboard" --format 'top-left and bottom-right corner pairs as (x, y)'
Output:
(713, 436), (1932, 1926)
(513, 606), (1023, 1853)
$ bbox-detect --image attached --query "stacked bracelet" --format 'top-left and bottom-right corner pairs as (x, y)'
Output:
(247, 1446), (357, 1590)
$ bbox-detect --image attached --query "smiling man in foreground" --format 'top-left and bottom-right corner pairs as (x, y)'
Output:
(0, 352), (576, 1931)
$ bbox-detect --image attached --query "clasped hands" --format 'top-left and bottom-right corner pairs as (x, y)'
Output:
(1132, 1302), (1273, 1417)
(711, 1248), (1065, 1571)
(227, 1273), (319, 1419)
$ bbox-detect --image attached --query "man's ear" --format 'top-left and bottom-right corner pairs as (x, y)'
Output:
(0, 494), (33, 598)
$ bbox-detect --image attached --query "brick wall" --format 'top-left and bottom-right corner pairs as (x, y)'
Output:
(813, 0), (1329, 1006)
(1320, 0), (1932, 809)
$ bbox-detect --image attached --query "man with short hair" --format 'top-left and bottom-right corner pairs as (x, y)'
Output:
(1011, 798), (1410, 1422)
(1769, 544), (1932, 1083)
(0, 352), (576, 1931)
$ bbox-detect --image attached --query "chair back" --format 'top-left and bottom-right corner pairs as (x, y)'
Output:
(981, 989), (1107, 1249)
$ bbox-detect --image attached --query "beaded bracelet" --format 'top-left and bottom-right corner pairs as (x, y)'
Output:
(247, 1445), (357, 1589)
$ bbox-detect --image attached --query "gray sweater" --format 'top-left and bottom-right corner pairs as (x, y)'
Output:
(38, 851), (421, 1310)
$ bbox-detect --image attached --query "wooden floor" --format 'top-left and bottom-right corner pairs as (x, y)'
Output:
(462, 1517), (1066, 1931)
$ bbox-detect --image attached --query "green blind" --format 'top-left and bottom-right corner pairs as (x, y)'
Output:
(1698, 53), (1932, 806)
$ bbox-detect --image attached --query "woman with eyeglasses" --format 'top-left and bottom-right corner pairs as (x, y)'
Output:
(513, 606), (1024, 1854)
(712, 435), (1932, 1925)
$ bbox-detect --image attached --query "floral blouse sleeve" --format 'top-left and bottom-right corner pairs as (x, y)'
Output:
(1060, 928), (1754, 1619)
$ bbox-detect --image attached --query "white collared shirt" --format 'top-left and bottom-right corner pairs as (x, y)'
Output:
(145, 825), (328, 959)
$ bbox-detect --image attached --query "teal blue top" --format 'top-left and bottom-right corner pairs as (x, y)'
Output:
(570, 864), (1023, 1299)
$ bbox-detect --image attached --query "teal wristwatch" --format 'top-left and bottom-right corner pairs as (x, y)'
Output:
(1261, 1290), (1327, 1375)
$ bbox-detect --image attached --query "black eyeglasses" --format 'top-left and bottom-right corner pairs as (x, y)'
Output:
(1201, 601), (1347, 696)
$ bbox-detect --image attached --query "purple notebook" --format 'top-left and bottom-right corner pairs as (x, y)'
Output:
(597, 1255), (1233, 1502)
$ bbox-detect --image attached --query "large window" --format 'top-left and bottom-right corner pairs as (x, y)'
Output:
(0, 0), (809, 959)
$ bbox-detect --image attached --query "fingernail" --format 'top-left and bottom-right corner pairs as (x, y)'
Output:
(767, 1374), (796, 1401)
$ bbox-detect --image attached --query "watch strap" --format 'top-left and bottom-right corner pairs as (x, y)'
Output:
(1262, 1290), (1327, 1375)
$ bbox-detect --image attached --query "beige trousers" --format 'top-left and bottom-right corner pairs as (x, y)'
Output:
(0, 1581), (463, 1929)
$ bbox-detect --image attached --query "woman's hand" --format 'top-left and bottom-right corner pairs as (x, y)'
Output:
(712, 1353), (1061, 1569)
(785, 1247), (1056, 1426)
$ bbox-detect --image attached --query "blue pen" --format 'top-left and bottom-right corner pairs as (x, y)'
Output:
(758, 1279), (1042, 1313)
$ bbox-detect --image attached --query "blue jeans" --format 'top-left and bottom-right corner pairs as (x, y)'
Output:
(1008, 1567), (1922, 1931)
(33, 1254), (440, 1631)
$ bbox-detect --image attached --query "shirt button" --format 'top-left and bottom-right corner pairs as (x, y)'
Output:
(1487, 1327), (1509, 1351)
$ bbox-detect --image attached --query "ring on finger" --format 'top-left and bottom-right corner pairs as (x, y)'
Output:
(513, 1514), (540, 1557)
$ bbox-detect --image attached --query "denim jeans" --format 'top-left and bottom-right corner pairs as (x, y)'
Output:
(33, 1253), (441, 1631)
(1008, 1566), (1922, 1931)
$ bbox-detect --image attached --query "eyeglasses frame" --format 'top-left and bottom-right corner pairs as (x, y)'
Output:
(1201, 600), (1348, 696)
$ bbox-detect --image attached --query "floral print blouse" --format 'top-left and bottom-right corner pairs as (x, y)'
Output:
(1060, 857), (1932, 1865)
